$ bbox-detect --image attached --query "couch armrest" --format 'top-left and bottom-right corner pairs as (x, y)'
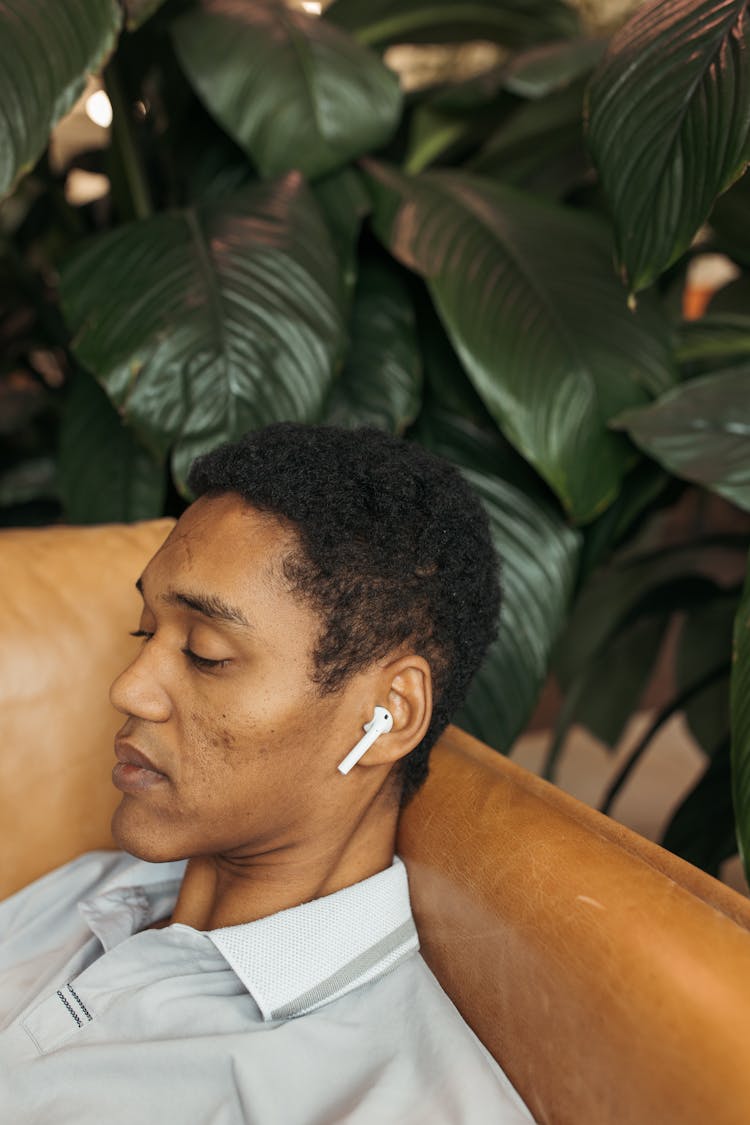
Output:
(399, 726), (750, 1125)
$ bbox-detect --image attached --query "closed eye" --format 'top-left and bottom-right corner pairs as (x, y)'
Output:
(182, 647), (229, 671)
(130, 629), (227, 671)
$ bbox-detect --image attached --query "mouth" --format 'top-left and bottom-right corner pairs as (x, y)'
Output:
(113, 741), (168, 794)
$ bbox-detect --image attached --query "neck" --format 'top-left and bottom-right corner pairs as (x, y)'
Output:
(168, 789), (400, 931)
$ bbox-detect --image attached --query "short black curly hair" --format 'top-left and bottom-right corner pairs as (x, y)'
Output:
(187, 423), (500, 804)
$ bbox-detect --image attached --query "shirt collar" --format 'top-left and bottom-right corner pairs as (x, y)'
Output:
(207, 857), (419, 1021)
(78, 854), (418, 1023)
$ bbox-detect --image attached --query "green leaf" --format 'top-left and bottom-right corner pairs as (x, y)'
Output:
(586, 0), (750, 294)
(416, 405), (553, 503)
(546, 556), (722, 778)
(0, 0), (121, 199)
(413, 304), (556, 500)
(324, 0), (579, 49)
(662, 739), (736, 875)
(416, 300), (497, 427)
(124, 0), (167, 31)
(404, 106), (485, 175)
(406, 49), (594, 177)
(551, 611), (670, 755)
(578, 461), (670, 579)
(171, 0), (401, 181)
(311, 166), (371, 304)
(457, 467), (581, 751)
(553, 549), (722, 692)
(613, 368), (750, 512)
(59, 370), (165, 523)
(0, 457), (58, 507)
(677, 314), (750, 376)
(425, 68), (511, 114)
(709, 167), (750, 267)
(731, 552), (750, 877)
(502, 36), (606, 98)
(677, 593), (736, 754)
(468, 79), (589, 198)
(59, 174), (347, 492)
(365, 161), (675, 523)
(324, 259), (422, 433)
(424, 37), (602, 115)
(413, 392), (580, 748)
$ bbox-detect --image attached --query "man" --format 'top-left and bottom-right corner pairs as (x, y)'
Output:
(0, 424), (533, 1123)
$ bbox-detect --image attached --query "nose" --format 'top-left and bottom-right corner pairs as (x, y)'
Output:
(110, 644), (171, 723)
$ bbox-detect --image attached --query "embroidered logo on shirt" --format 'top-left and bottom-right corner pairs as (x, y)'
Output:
(56, 983), (93, 1028)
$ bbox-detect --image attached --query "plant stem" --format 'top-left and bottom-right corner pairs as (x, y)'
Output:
(104, 60), (153, 221)
(541, 678), (585, 782)
(598, 662), (731, 816)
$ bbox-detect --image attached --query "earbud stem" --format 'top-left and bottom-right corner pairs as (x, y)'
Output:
(337, 707), (393, 776)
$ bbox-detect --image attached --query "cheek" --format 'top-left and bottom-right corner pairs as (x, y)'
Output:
(178, 678), (338, 795)
(182, 701), (283, 780)
(207, 719), (238, 764)
(184, 709), (243, 776)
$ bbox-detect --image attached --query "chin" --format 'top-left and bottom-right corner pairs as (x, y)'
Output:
(111, 800), (187, 865)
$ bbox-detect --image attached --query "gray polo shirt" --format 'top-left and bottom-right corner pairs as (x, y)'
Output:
(0, 851), (533, 1123)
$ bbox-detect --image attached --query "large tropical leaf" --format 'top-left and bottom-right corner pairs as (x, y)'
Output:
(710, 166), (750, 267)
(577, 461), (670, 579)
(59, 370), (166, 523)
(324, 259), (422, 432)
(547, 611), (670, 771)
(553, 547), (722, 692)
(676, 593), (736, 754)
(404, 105), (490, 176)
(413, 304), (560, 501)
(413, 308), (557, 500)
(613, 368), (750, 512)
(324, 0), (579, 49)
(412, 382), (580, 748)
(171, 0), (401, 181)
(457, 468), (581, 751)
(677, 314), (750, 376)
(468, 79), (589, 199)
(416, 405), (554, 504)
(311, 167), (371, 303)
(0, 0), (121, 199)
(546, 546), (720, 776)
(731, 554), (750, 878)
(59, 174), (346, 491)
(587, 0), (750, 294)
(393, 40), (601, 175)
(662, 740), (737, 875)
(365, 161), (675, 523)
(501, 36), (605, 98)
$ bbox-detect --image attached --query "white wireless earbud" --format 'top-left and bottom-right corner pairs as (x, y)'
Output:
(337, 706), (394, 775)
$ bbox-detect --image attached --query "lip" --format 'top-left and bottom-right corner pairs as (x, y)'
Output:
(113, 741), (168, 794)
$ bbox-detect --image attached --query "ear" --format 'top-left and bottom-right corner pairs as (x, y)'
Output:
(357, 654), (432, 770)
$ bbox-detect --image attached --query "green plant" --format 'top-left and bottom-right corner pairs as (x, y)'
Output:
(2, 0), (750, 880)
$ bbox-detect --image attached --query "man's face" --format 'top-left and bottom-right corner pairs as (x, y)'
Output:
(110, 493), (371, 864)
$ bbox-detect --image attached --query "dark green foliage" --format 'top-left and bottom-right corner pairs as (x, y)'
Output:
(2, 0), (750, 877)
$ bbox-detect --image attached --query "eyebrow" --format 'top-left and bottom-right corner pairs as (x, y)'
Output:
(135, 577), (251, 629)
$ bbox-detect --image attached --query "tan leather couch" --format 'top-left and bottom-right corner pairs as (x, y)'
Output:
(3, 520), (750, 1125)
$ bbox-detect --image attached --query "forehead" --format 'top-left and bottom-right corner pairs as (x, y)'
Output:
(142, 494), (297, 602)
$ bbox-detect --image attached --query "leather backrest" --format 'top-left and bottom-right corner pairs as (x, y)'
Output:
(3, 521), (750, 1125)
(401, 727), (750, 1125)
(0, 521), (173, 892)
